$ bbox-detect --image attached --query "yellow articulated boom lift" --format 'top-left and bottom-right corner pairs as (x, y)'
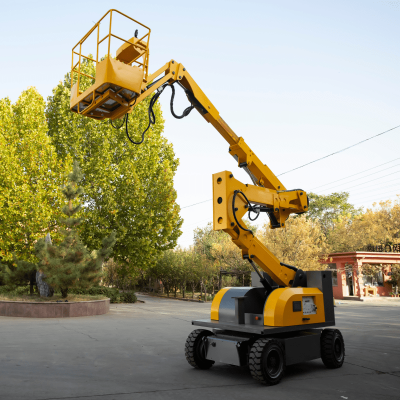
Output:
(70, 10), (344, 385)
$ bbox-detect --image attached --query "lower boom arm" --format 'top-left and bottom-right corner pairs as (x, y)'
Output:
(212, 171), (308, 287)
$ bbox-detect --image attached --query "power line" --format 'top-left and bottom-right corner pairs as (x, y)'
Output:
(179, 173), (400, 210)
(312, 169), (400, 196)
(354, 192), (400, 206)
(311, 157), (400, 191)
(319, 170), (400, 193)
(347, 181), (400, 197)
(181, 199), (212, 209)
(182, 218), (212, 228)
(316, 166), (400, 194)
(346, 174), (400, 191)
(278, 124), (400, 176)
(179, 126), (400, 209)
(351, 187), (400, 202)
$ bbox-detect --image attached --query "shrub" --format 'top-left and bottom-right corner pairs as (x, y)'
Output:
(68, 287), (137, 303)
(14, 286), (31, 295)
(0, 285), (30, 295)
(0, 284), (137, 304)
(0, 285), (14, 294)
(120, 291), (137, 303)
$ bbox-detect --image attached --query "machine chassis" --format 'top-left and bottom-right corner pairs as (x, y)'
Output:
(187, 271), (344, 385)
(192, 318), (333, 335)
(185, 325), (345, 385)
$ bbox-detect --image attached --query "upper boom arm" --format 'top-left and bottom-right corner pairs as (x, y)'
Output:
(127, 60), (287, 191)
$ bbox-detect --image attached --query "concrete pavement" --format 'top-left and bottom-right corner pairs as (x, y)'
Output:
(0, 294), (399, 400)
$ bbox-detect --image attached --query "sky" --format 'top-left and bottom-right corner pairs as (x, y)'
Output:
(1, 0), (399, 248)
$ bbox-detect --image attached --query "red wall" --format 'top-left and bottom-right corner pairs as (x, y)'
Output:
(321, 256), (397, 299)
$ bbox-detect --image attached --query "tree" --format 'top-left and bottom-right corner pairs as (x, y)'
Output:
(307, 192), (362, 234)
(46, 58), (182, 275)
(193, 223), (254, 299)
(35, 161), (116, 298)
(193, 223), (250, 272)
(259, 215), (329, 270)
(2, 259), (37, 294)
(149, 250), (177, 297)
(184, 250), (202, 299)
(360, 264), (382, 279)
(0, 88), (72, 263)
(388, 265), (400, 288)
(1, 257), (37, 294)
(102, 258), (137, 290)
(173, 247), (191, 298)
(327, 199), (400, 253)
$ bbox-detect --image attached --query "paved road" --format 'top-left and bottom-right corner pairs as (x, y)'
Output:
(0, 295), (399, 400)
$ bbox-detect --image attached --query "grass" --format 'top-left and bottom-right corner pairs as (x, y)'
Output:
(0, 293), (107, 302)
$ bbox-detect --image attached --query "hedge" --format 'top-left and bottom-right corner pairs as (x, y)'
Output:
(0, 285), (137, 304)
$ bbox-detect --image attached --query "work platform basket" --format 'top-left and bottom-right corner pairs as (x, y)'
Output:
(70, 10), (150, 120)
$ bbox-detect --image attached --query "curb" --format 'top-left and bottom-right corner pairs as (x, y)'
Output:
(334, 299), (400, 306)
(137, 293), (205, 303)
(0, 298), (110, 318)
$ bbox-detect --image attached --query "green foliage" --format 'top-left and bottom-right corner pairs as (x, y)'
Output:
(102, 258), (138, 290)
(307, 192), (362, 234)
(389, 265), (400, 286)
(2, 258), (37, 294)
(120, 291), (137, 303)
(0, 88), (72, 263)
(67, 286), (136, 303)
(142, 197), (400, 295)
(148, 250), (180, 297)
(35, 161), (116, 298)
(0, 284), (136, 303)
(0, 285), (30, 295)
(144, 195), (400, 294)
(194, 222), (250, 272)
(359, 263), (380, 278)
(193, 223), (229, 261)
(147, 223), (253, 300)
(46, 58), (182, 275)
(260, 215), (329, 271)
(326, 199), (400, 253)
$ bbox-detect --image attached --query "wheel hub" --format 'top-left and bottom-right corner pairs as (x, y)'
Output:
(334, 337), (343, 361)
(265, 349), (282, 377)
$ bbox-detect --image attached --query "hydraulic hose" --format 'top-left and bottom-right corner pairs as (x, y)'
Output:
(112, 83), (195, 145)
(167, 84), (194, 119)
(232, 190), (254, 236)
(126, 92), (161, 145)
(110, 114), (127, 129)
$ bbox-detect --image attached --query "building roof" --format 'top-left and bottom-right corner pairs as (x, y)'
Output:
(322, 252), (400, 264)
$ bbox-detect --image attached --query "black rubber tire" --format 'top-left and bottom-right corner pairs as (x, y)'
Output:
(185, 329), (215, 370)
(320, 328), (345, 369)
(249, 339), (285, 385)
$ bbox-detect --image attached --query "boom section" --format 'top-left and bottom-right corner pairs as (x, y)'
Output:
(119, 60), (308, 286)
(122, 60), (290, 192)
(212, 171), (307, 286)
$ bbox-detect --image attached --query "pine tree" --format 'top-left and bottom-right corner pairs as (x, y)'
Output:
(2, 258), (37, 294)
(35, 161), (116, 298)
